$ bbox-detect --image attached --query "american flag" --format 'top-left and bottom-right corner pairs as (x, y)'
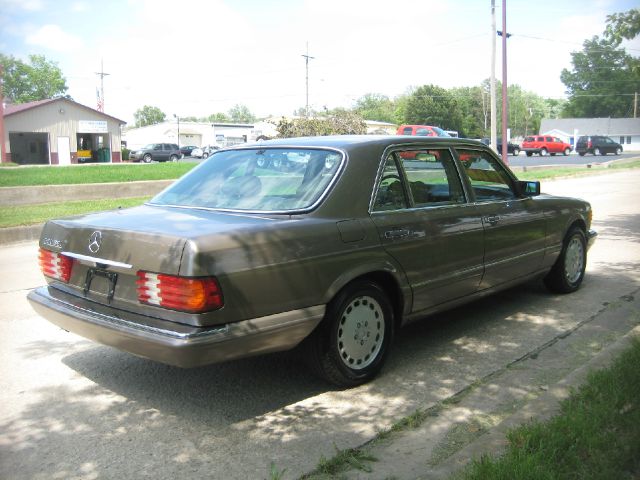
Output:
(96, 88), (104, 112)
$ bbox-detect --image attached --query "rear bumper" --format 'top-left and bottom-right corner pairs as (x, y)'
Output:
(28, 286), (324, 368)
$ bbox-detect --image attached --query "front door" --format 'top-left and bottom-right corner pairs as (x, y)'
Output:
(57, 137), (71, 165)
(454, 148), (546, 290)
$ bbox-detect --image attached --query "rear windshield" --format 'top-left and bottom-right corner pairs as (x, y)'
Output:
(148, 147), (343, 212)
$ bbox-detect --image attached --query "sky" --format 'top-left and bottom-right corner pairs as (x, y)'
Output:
(1, 0), (639, 124)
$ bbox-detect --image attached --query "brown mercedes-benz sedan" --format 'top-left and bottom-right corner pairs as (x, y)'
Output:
(28, 136), (596, 386)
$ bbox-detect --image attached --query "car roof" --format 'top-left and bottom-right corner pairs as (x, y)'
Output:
(246, 135), (485, 151)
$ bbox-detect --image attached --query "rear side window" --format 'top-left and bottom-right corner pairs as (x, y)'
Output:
(402, 127), (412, 135)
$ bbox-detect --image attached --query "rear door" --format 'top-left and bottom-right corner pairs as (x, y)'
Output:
(454, 148), (547, 289)
(371, 146), (485, 312)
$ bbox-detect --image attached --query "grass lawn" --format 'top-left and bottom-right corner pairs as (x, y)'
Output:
(458, 338), (640, 480)
(0, 197), (150, 228)
(0, 162), (196, 187)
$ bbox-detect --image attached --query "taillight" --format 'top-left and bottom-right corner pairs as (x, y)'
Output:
(588, 140), (592, 149)
(38, 248), (73, 283)
(136, 271), (224, 313)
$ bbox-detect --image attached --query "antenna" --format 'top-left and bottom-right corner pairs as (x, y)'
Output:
(94, 59), (110, 112)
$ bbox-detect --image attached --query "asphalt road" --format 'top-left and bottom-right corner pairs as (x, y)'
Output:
(505, 151), (634, 167)
(1, 170), (639, 479)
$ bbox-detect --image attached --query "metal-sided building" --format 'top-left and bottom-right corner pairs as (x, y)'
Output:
(1, 97), (126, 165)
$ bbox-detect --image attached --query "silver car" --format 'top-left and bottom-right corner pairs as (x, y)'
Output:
(28, 136), (596, 386)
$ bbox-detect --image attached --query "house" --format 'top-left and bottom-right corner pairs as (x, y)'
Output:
(123, 121), (269, 150)
(1, 97), (126, 164)
(539, 118), (640, 151)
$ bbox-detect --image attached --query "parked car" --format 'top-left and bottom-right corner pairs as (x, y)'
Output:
(190, 147), (205, 159)
(575, 136), (623, 156)
(521, 136), (572, 157)
(191, 145), (220, 159)
(180, 145), (198, 156)
(129, 143), (182, 163)
(480, 138), (520, 156)
(397, 125), (451, 137)
(28, 136), (596, 387)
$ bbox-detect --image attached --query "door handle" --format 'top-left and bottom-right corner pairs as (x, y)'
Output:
(484, 215), (500, 226)
(385, 229), (411, 239)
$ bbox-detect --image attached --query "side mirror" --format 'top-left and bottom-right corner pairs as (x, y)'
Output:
(519, 180), (540, 196)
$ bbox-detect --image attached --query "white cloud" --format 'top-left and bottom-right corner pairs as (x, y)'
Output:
(0, 0), (45, 11)
(25, 24), (84, 52)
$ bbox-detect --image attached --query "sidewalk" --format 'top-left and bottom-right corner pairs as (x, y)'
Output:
(337, 290), (640, 479)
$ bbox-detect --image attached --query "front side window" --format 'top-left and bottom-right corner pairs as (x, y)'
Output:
(149, 148), (342, 212)
(456, 149), (517, 202)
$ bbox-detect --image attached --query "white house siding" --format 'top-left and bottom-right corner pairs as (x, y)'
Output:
(540, 118), (640, 152)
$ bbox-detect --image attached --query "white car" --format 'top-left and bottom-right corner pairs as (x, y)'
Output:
(190, 147), (205, 158)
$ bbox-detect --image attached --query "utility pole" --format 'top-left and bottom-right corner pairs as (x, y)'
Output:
(94, 59), (110, 112)
(498, 0), (510, 164)
(302, 43), (314, 117)
(635, 92), (638, 118)
(490, 0), (497, 152)
(0, 65), (5, 164)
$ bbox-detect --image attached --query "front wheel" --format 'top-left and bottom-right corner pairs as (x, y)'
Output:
(513, 147), (520, 156)
(169, 154), (178, 162)
(544, 227), (587, 293)
(526, 151), (533, 157)
(540, 148), (548, 156)
(143, 154), (152, 163)
(564, 148), (571, 156)
(305, 280), (394, 387)
(594, 147), (602, 156)
(615, 147), (622, 155)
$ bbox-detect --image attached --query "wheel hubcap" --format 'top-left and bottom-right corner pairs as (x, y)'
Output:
(337, 295), (384, 370)
(564, 236), (584, 284)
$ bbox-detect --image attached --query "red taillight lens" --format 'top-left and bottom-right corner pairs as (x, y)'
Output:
(588, 140), (592, 149)
(136, 271), (224, 313)
(38, 248), (73, 283)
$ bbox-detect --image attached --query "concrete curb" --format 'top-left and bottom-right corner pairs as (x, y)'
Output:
(0, 224), (43, 245)
(0, 180), (174, 206)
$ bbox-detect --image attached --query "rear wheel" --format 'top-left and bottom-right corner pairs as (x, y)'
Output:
(305, 280), (394, 387)
(169, 154), (178, 162)
(544, 227), (587, 293)
(564, 148), (571, 156)
(579, 152), (586, 156)
(540, 148), (548, 156)
(594, 147), (602, 155)
(513, 147), (520, 156)
(526, 151), (533, 157)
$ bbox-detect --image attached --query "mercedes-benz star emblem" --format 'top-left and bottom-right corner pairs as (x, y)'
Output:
(88, 231), (102, 253)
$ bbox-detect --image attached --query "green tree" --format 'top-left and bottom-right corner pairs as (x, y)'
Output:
(604, 8), (640, 44)
(353, 93), (397, 123)
(560, 36), (640, 117)
(276, 110), (366, 138)
(228, 104), (255, 123)
(403, 85), (464, 135)
(133, 105), (166, 127)
(0, 53), (68, 103)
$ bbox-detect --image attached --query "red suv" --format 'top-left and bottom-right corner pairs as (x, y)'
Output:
(397, 125), (450, 137)
(521, 136), (572, 157)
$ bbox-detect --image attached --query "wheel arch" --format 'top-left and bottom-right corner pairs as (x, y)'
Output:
(324, 266), (409, 331)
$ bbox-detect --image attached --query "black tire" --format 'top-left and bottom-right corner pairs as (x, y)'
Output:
(579, 152), (586, 156)
(169, 154), (178, 162)
(564, 148), (571, 156)
(513, 147), (520, 156)
(526, 151), (533, 157)
(305, 280), (394, 387)
(594, 147), (602, 156)
(615, 147), (622, 155)
(143, 154), (152, 163)
(544, 227), (587, 294)
(540, 148), (548, 156)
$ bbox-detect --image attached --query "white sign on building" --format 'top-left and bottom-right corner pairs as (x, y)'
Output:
(78, 120), (108, 133)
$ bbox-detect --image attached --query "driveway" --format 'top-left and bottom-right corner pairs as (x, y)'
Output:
(1, 170), (639, 479)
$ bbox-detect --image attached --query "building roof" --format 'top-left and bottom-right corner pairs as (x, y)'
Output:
(3, 97), (126, 124)
(540, 117), (640, 136)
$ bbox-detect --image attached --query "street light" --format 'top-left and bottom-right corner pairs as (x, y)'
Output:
(173, 114), (180, 147)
